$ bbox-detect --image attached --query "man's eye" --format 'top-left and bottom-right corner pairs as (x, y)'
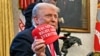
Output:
(45, 15), (52, 17)
(54, 15), (58, 18)
(45, 14), (58, 18)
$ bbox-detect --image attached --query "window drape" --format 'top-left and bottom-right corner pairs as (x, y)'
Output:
(0, 0), (14, 56)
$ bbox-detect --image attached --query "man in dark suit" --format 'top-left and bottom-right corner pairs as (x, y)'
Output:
(10, 3), (61, 56)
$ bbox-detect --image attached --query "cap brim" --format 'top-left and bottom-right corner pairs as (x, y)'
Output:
(44, 35), (59, 44)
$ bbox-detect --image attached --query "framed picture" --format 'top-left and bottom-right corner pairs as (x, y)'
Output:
(94, 52), (100, 56)
(56, 0), (90, 33)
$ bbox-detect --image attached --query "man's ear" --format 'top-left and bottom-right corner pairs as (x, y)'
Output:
(33, 16), (39, 25)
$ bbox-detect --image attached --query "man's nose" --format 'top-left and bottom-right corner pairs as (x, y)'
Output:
(52, 17), (55, 20)
(51, 16), (56, 22)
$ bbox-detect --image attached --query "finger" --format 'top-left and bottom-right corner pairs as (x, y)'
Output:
(31, 39), (45, 52)
(33, 39), (45, 47)
(34, 39), (44, 43)
(32, 43), (46, 53)
(35, 44), (46, 51)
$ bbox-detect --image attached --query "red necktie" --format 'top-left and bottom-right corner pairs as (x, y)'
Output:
(49, 43), (55, 56)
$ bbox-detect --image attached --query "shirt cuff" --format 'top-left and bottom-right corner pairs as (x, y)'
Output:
(33, 54), (36, 56)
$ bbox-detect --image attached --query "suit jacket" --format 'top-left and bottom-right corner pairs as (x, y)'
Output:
(10, 27), (61, 56)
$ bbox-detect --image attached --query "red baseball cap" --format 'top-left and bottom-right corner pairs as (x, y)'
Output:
(32, 24), (59, 44)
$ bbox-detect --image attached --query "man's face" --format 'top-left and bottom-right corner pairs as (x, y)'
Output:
(34, 7), (58, 29)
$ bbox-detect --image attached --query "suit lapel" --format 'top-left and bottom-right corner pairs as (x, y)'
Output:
(54, 40), (61, 56)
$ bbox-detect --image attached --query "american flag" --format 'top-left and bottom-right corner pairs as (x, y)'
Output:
(19, 0), (36, 10)
(94, 0), (100, 52)
(18, 0), (36, 31)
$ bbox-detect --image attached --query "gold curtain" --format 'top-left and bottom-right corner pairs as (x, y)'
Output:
(0, 0), (14, 56)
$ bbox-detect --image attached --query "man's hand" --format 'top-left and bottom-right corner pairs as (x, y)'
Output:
(31, 39), (46, 56)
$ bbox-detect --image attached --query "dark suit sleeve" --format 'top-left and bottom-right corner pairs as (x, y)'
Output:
(10, 30), (34, 56)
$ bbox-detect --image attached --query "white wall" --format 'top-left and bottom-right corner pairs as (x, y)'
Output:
(59, 0), (97, 56)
